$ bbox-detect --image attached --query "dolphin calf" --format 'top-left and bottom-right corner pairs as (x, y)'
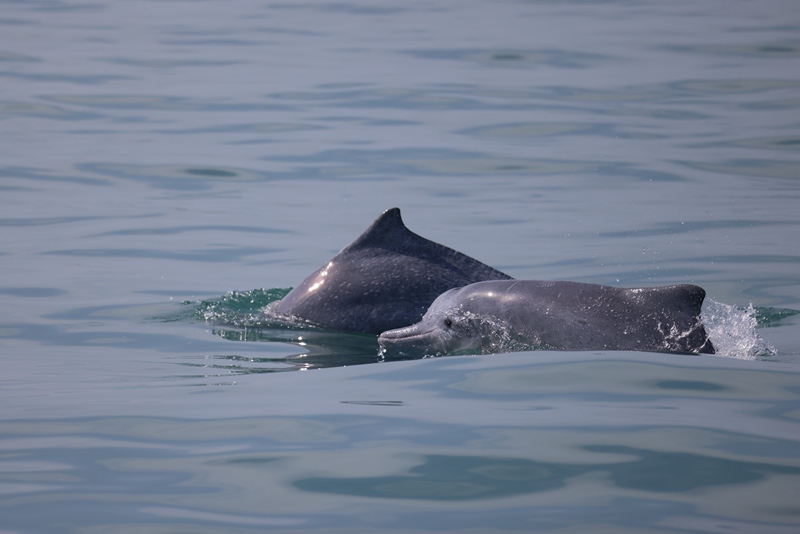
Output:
(378, 280), (715, 355)
(275, 208), (512, 334)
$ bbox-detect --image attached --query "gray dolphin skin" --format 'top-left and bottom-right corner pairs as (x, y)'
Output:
(275, 208), (512, 334)
(378, 280), (715, 355)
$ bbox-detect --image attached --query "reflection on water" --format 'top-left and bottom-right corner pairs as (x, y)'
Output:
(2, 353), (799, 531)
(167, 288), (419, 371)
(296, 454), (572, 500)
(200, 332), (393, 371)
(295, 447), (800, 500)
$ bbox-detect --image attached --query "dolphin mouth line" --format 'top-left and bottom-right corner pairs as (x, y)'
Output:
(378, 328), (438, 347)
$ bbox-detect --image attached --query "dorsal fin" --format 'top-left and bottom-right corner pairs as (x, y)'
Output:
(341, 207), (412, 251)
(277, 208), (512, 334)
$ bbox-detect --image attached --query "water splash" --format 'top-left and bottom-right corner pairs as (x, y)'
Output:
(192, 287), (293, 328)
(701, 300), (780, 360)
(170, 287), (393, 371)
(470, 313), (545, 355)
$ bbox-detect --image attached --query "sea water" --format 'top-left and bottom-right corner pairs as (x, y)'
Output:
(1, 1), (799, 532)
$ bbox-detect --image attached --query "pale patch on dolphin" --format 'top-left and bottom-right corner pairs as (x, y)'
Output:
(378, 280), (715, 355)
(274, 208), (512, 334)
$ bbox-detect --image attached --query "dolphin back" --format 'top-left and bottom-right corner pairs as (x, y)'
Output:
(624, 284), (714, 354)
(341, 208), (511, 281)
(276, 208), (512, 334)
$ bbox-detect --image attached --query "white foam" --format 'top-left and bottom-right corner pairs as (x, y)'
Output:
(701, 300), (776, 360)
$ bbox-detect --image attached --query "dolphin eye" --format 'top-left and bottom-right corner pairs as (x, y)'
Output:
(444, 318), (453, 328)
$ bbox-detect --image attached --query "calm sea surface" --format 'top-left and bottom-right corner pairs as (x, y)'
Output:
(2, 1), (800, 532)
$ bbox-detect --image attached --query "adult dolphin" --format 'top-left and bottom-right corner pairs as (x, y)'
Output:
(275, 208), (512, 334)
(378, 280), (715, 355)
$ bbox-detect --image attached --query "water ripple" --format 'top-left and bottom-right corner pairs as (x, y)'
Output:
(460, 121), (666, 140)
(679, 159), (800, 180)
(665, 42), (800, 58)
(93, 225), (293, 237)
(598, 220), (787, 238)
(43, 246), (282, 263)
(405, 48), (609, 69)
(43, 94), (294, 112)
(0, 101), (102, 120)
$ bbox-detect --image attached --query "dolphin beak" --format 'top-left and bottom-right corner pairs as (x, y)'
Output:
(378, 323), (439, 353)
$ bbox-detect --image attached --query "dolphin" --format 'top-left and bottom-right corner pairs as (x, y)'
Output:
(378, 280), (715, 355)
(274, 208), (512, 334)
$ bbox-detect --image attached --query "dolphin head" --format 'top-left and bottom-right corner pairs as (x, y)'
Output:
(378, 288), (485, 355)
(379, 282), (544, 356)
